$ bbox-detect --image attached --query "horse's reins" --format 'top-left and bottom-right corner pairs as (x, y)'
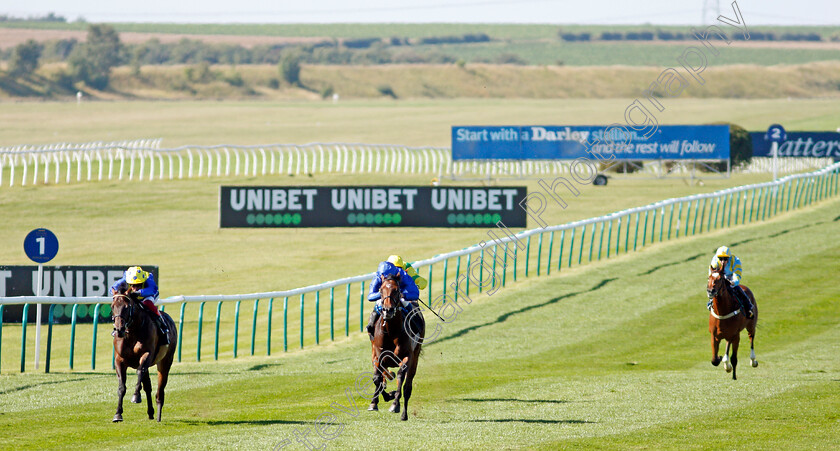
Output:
(707, 273), (740, 320)
(112, 293), (137, 335)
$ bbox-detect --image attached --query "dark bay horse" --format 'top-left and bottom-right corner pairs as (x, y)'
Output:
(369, 276), (424, 421)
(111, 292), (177, 422)
(707, 266), (758, 380)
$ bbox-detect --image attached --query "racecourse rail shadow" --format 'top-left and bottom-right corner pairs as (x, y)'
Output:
(638, 253), (704, 276)
(469, 418), (596, 424)
(460, 397), (570, 404)
(428, 278), (618, 346)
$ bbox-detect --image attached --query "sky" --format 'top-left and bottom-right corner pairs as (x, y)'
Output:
(3, 0), (839, 25)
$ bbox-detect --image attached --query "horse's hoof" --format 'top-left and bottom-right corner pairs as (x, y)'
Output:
(131, 395), (141, 403)
(724, 362), (733, 373)
(112, 415), (123, 422)
(401, 412), (408, 421)
(389, 404), (400, 413)
(711, 358), (721, 367)
(368, 404), (378, 411)
(751, 359), (758, 368)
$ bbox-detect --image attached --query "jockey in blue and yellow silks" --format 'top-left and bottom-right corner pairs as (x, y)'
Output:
(387, 254), (427, 290)
(110, 266), (170, 343)
(708, 246), (754, 319)
(366, 260), (420, 337)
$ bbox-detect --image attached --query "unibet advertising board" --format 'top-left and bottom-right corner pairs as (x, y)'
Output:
(219, 186), (528, 228)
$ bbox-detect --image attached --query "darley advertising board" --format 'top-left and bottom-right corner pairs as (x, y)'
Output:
(219, 186), (528, 228)
(0, 265), (159, 324)
(452, 125), (730, 161)
(749, 132), (840, 159)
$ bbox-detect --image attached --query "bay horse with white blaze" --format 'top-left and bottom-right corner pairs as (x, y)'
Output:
(369, 276), (424, 421)
(707, 265), (758, 380)
(111, 291), (177, 422)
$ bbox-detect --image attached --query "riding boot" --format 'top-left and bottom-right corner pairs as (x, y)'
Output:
(733, 286), (754, 319)
(366, 310), (380, 336)
(155, 316), (171, 344)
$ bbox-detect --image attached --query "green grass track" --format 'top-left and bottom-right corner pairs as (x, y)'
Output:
(1, 195), (838, 449)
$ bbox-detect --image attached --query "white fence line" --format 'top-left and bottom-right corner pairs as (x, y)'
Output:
(0, 139), (832, 188)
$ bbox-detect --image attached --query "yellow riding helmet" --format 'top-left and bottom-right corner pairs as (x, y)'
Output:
(387, 255), (406, 269)
(125, 266), (149, 285)
(715, 246), (731, 259)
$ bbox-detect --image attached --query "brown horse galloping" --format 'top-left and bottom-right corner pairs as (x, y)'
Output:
(707, 266), (758, 380)
(111, 292), (177, 422)
(369, 276), (424, 421)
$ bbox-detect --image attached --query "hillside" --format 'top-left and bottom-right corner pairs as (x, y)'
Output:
(5, 61), (840, 101)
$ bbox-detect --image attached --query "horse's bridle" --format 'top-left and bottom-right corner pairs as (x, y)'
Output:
(379, 283), (400, 321)
(111, 293), (135, 337)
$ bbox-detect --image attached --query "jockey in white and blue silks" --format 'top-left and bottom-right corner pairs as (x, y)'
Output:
(708, 246), (754, 319)
(366, 261), (420, 337)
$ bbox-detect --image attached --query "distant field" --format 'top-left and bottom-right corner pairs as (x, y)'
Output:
(1, 22), (839, 40)
(1, 98), (840, 147)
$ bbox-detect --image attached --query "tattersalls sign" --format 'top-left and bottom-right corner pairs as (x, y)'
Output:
(219, 186), (528, 228)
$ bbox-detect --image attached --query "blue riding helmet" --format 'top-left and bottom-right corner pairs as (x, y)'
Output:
(377, 261), (399, 278)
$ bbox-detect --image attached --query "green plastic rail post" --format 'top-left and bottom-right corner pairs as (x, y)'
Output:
(501, 244), (508, 287)
(233, 301), (240, 358)
(537, 234), (544, 276)
(641, 210), (649, 247)
(614, 217), (620, 256)
(344, 285), (350, 337)
(710, 197), (719, 230)
(20, 304), (29, 372)
(69, 304), (78, 370)
(597, 221), (605, 260)
(478, 248), (484, 293)
(283, 296), (288, 352)
(568, 227), (575, 267)
(428, 264), (433, 300)
(467, 253), (474, 291)
(491, 247), (497, 287)
(45, 304), (54, 373)
(329, 287), (334, 342)
(651, 207), (658, 243)
(443, 258), (450, 296)
(267, 298), (274, 356)
(734, 193), (740, 225)
(749, 189), (757, 222)
(300, 294), (305, 349)
(676, 203), (683, 238)
(315, 292), (320, 345)
(91, 304), (101, 370)
(667, 204), (675, 240)
(624, 214), (631, 253)
(727, 194), (734, 228)
(547, 231), (554, 274)
(588, 223), (596, 262)
(691, 197), (706, 236)
(525, 236), (531, 277)
(197, 301), (206, 362)
(720, 194), (728, 228)
(578, 226), (586, 265)
(456, 255), (463, 297)
(214, 302), (222, 360)
(558, 230), (565, 271)
(177, 303), (185, 362)
(251, 299), (259, 355)
(698, 198), (707, 233)
(634, 212), (641, 250)
(359, 282), (364, 333)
